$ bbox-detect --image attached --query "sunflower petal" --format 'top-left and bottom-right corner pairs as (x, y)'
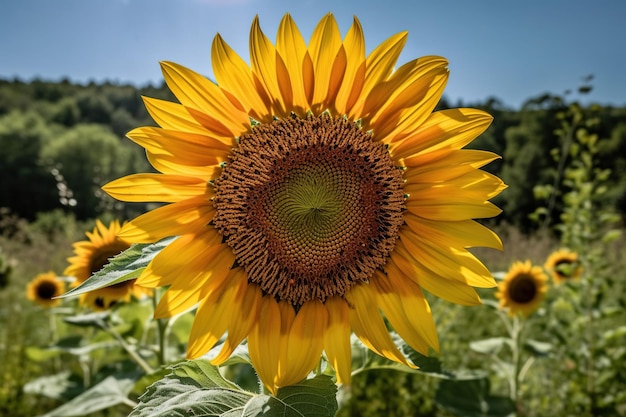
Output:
(348, 284), (415, 367)
(308, 14), (343, 113)
(187, 273), (240, 358)
(372, 270), (438, 354)
(278, 300), (328, 388)
(248, 296), (282, 394)
(102, 174), (209, 203)
(118, 196), (214, 243)
(391, 109), (493, 159)
(349, 31), (407, 118)
(212, 34), (270, 121)
(160, 61), (249, 137)
(334, 17), (366, 115)
(142, 97), (207, 135)
(250, 16), (287, 117)
(323, 297), (352, 384)
(276, 14), (309, 114)
(390, 244), (482, 305)
(211, 273), (262, 365)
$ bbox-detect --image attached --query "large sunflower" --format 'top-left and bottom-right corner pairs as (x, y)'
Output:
(544, 249), (582, 284)
(65, 219), (152, 311)
(496, 260), (548, 317)
(27, 272), (65, 308)
(103, 14), (505, 392)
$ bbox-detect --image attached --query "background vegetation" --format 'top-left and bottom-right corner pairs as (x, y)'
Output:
(1, 77), (624, 416)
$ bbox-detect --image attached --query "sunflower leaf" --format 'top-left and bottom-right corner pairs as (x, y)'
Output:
(60, 237), (175, 298)
(39, 375), (136, 417)
(130, 360), (338, 417)
(435, 377), (516, 417)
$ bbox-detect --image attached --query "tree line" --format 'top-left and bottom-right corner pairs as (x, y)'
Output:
(1, 77), (624, 232)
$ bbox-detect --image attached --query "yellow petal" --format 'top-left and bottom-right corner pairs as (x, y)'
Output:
(160, 61), (249, 137)
(212, 34), (270, 121)
(211, 273), (262, 365)
(145, 151), (221, 181)
(404, 214), (503, 251)
(277, 300), (327, 388)
(250, 16), (287, 117)
(118, 196), (214, 243)
(401, 149), (500, 183)
(372, 70), (449, 142)
(391, 109), (493, 159)
(142, 97), (207, 135)
(334, 17), (366, 115)
(390, 244), (482, 305)
(348, 284), (415, 367)
(102, 174), (209, 203)
(187, 272), (240, 358)
(307, 14), (343, 114)
(372, 270), (438, 354)
(400, 227), (496, 288)
(323, 297), (352, 384)
(153, 243), (234, 318)
(362, 56), (447, 122)
(276, 14), (309, 114)
(248, 296), (282, 394)
(127, 127), (232, 164)
(136, 229), (222, 287)
(349, 31), (407, 119)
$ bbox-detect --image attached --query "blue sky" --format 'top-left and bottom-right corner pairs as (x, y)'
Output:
(1, 0), (624, 109)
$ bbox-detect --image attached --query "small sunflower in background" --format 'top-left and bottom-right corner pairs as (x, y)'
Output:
(64, 219), (152, 311)
(544, 249), (582, 284)
(103, 13), (505, 392)
(26, 272), (65, 308)
(496, 260), (548, 317)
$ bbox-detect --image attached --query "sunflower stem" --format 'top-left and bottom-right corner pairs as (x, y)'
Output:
(97, 317), (155, 374)
(152, 290), (167, 366)
(511, 315), (525, 416)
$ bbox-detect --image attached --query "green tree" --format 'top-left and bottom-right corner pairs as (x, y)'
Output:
(0, 111), (59, 220)
(40, 124), (148, 219)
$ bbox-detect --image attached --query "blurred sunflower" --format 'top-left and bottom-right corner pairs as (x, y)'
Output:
(496, 260), (548, 317)
(103, 13), (505, 392)
(27, 272), (65, 308)
(64, 219), (152, 311)
(544, 249), (582, 284)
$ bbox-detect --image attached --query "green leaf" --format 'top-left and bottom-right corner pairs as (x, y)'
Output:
(23, 371), (77, 399)
(40, 375), (136, 417)
(523, 339), (552, 357)
(130, 360), (338, 417)
(435, 377), (516, 417)
(60, 237), (175, 298)
(469, 338), (512, 355)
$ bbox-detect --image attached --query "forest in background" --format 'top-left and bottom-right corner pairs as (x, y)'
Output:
(1, 76), (625, 232)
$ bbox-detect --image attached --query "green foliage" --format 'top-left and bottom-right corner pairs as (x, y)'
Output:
(130, 361), (338, 417)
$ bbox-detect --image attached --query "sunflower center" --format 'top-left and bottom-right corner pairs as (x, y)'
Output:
(89, 244), (129, 275)
(36, 281), (58, 300)
(509, 274), (537, 304)
(213, 114), (405, 307)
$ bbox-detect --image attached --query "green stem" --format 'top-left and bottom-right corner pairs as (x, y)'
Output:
(511, 315), (524, 415)
(152, 292), (167, 366)
(98, 318), (154, 374)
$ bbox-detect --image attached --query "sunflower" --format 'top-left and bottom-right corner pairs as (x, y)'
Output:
(496, 260), (548, 317)
(103, 13), (505, 393)
(64, 219), (152, 311)
(544, 249), (582, 284)
(26, 272), (65, 308)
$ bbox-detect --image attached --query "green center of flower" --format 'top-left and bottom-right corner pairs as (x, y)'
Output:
(213, 114), (405, 307)
(509, 274), (537, 304)
(36, 281), (58, 300)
